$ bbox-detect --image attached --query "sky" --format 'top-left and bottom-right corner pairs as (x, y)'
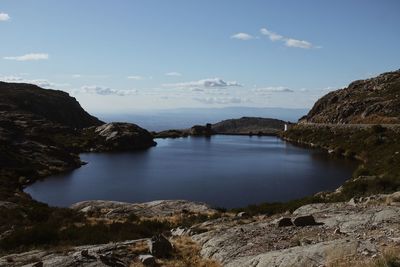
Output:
(0, 0), (399, 113)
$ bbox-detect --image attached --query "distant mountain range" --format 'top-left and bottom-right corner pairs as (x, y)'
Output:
(98, 107), (308, 131)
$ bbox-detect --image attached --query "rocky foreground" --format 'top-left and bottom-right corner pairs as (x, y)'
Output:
(2, 192), (399, 267)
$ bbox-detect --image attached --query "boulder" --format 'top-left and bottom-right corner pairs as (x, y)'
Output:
(148, 234), (173, 258)
(293, 215), (319, 227)
(138, 254), (156, 266)
(90, 122), (156, 151)
(236, 212), (250, 218)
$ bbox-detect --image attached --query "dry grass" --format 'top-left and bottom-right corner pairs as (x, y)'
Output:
(371, 248), (400, 267)
(129, 236), (220, 267)
(325, 247), (400, 267)
(158, 236), (220, 267)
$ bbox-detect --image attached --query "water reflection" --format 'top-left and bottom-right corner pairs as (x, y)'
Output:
(25, 136), (357, 208)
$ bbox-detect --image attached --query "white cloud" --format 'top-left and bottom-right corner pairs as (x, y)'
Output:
(0, 13), (10, 21)
(260, 28), (283, 41)
(165, 72), (182, 77)
(231, 32), (254, 41)
(194, 96), (244, 105)
(4, 53), (49, 61)
(253, 87), (294, 93)
(0, 75), (66, 88)
(80, 85), (137, 96)
(163, 78), (242, 90)
(285, 38), (313, 49)
(260, 27), (318, 49)
(72, 74), (82, 78)
(127, 75), (144, 80)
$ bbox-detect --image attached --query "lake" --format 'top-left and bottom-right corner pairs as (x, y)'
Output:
(25, 136), (357, 208)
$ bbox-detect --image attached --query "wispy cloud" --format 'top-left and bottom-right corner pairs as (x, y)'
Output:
(4, 53), (49, 61)
(194, 96), (244, 105)
(285, 39), (313, 49)
(260, 27), (318, 49)
(80, 85), (137, 96)
(0, 13), (10, 21)
(253, 86), (294, 93)
(165, 72), (182, 77)
(127, 75), (145, 80)
(0, 75), (67, 88)
(260, 28), (283, 41)
(163, 78), (242, 90)
(231, 32), (254, 41)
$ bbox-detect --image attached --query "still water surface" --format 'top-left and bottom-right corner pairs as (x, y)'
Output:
(25, 136), (357, 208)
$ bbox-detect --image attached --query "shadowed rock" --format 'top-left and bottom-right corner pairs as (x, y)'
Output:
(148, 234), (173, 258)
(293, 215), (319, 227)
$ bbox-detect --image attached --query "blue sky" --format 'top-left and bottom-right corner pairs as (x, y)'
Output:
(0, 0), (399, 113)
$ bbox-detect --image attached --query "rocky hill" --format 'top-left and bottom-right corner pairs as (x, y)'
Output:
(212, 117), (286, 134)
(0, 82), (156, 231)
(301, 70), (400, 124)
(155, 117), (286, 138)
(0, 82), (103, 128)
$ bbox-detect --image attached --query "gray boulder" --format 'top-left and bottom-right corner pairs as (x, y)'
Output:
(148, 234), (173, 258)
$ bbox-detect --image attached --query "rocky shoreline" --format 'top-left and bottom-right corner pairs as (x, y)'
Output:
(2, 192), (399, 266)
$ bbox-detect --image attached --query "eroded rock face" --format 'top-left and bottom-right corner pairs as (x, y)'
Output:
(86, 123), (156, 152)
(302, 70), (400, 124)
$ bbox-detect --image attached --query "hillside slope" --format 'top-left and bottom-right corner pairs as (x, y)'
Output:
(302, 70), (400, 124)
(212, 117), (286, 134)
(0, 82), (103, 128)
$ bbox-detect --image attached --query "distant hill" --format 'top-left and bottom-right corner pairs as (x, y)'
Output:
(98, 107), (306, 131)
(0, 82), (103, 128)
(302, 70), (400, 124)
(212, 117), (286, 134)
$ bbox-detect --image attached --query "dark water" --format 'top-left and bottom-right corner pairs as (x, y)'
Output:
(25, 136), (357, 208)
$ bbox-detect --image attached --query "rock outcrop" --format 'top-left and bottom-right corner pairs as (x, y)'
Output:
(71, 199), (215, 219)
(301, 70), (400, 124)
(85, 123), (156, 152)
(190, 124), (215, 136)
(0, 82), (103, 128)
(190, 191), (400, 266)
